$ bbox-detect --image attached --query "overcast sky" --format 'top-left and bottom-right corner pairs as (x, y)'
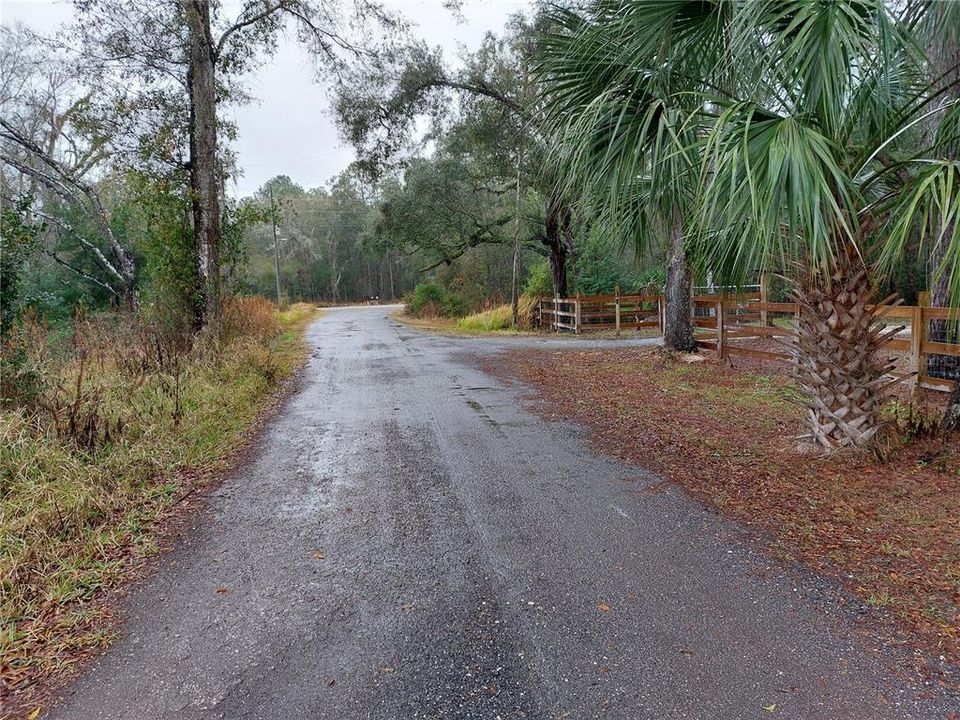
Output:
(0, 0), (531, 197)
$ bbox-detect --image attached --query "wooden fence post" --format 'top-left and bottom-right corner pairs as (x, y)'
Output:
(574, 292), (582, 334)
(658, 296), (664, 336)
(614, 285), (621, 337)
(536, 296), (542, 329)
(910, 305), (923, 390)
(716, 300), (725, 359)
(760, 272), (769, 327)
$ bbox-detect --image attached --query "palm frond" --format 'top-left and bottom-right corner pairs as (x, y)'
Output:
(694, 106), (859, 285)
(878, 160), (960, 307)
(538, 0), (731, 259)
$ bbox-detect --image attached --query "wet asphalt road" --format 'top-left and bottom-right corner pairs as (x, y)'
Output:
(49, 305), (957, 719)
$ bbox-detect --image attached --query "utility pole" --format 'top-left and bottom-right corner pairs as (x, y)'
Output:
(270, 186), (282, 308)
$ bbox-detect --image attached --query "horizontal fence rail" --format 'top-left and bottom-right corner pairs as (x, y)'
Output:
(535, 292), (958, 392)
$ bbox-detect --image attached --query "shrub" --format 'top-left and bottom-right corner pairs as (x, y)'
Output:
(0, 310), (47, 407)
(405, 281), (465, 318)
(883, 398), (943, 440)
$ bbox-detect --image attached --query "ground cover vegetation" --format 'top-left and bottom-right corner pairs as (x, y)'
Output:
(1, 299), (318, 703)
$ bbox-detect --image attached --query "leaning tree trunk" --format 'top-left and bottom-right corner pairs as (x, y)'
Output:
(792, 252), (897, 450)
(184, 0), (222, 327)
(663, 217), (695, 352)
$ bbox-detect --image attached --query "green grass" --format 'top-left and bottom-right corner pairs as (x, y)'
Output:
(0, 299), (319, 700)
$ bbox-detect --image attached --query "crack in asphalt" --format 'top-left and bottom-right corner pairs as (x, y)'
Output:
(47, 306), (958, 719)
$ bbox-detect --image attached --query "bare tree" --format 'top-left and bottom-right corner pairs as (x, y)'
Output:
(0, 24), (137, 302)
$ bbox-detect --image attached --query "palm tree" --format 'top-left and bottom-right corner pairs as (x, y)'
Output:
(693, 0), (959, 449)
(542, 0), (959, 450)
(539, 0), (734, 352)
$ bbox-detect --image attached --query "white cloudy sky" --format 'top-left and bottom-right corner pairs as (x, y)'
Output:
(0, 0), (531, 197)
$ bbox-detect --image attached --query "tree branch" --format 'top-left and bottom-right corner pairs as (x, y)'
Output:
(1, 118), (135, 290)
(427, 78), (528, 120)
(40, 247), (120, 298)
(214, 0), (293, 61)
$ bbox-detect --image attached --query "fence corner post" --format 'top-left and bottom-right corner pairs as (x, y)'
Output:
(614, 285), (621, 337)
(575, 292), (582, 334)
(716, 300), (725, 359)
(760, 272), (769, 327)
(911, 304), (923, 391)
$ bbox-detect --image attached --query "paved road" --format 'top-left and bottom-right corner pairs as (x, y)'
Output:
(50, 306), (956, 719)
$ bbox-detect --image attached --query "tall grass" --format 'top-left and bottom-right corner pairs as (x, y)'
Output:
(0, 298), (318, 699)
(456, 297), (536, 332)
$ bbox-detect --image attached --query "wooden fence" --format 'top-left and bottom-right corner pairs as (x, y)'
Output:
(537, 293), (663, 334)
(535, 292), (959, 392)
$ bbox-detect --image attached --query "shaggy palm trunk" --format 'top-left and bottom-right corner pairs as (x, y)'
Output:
(792, 254), (896, 450)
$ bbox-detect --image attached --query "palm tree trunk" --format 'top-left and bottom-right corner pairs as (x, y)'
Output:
(663, 216), (695, 352)
(792, 250), (896, 450)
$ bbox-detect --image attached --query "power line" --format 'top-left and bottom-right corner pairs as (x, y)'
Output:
(242, 148), (350, 168)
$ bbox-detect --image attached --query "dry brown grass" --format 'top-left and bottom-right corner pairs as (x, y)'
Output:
(0, 298), (319, 713)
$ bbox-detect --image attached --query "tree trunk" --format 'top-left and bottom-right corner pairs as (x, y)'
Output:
(542, 192), (569, 298)
(184, 0), (221, 326)
(792, 250), (896, 450)
(663, 218), (695, 352)
(388, 252), (395, 299)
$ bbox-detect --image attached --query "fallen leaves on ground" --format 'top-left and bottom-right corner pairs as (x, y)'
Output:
(496, 347), (960, 681)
